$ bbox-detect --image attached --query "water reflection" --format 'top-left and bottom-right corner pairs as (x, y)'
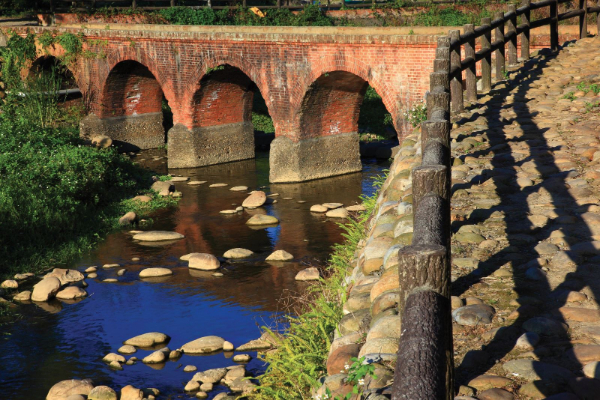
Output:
(0, 152), (389, 399)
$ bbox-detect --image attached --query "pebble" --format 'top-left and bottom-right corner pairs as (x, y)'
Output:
(124, 332), (170, 347)
(233, 354), (252, 362)
(230, 186), (248, 191)
(310, 204), (328, 213)
(188, 181), (207, 185)
(117, 269), (126, 276)
(181, 336), (225, 354)
(103, 264), (120, 269)
(452, 304), (495, 326)
(188, 253), (220, 270)
(209, 183), (228, 188)
(85, 267), (97, 273)
(184, 365), (197, 372)
(326, 208), (349, 218)
(1, 280), (18, 289)
(118, 345), (136, 354)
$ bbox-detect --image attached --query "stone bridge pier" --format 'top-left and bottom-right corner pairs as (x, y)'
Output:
(11, 24), (440, 182)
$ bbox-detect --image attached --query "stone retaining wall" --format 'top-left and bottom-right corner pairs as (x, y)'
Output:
(316, 128), (422, 398)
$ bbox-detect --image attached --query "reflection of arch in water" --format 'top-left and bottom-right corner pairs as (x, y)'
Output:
(168, 65), (271, 169)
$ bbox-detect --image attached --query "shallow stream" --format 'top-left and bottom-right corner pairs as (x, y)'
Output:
(0, 151), (389, 399)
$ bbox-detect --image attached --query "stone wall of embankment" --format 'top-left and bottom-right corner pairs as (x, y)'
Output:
(313, 128), (422, 398)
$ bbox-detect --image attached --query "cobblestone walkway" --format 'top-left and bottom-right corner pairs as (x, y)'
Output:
(450, 36), (600, 400)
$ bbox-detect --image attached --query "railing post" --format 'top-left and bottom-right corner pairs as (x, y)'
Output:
(521, 0), (531, 60)
(277, 0), (281, 8)
(481, 17), (492, 93)
(449, 30), (463, 114)
(494, 11), (505, 80)
(132, 0), (136, 9)
(464, 24), (476, 103)
(580, 0), (588, 38)
(507, 4), (518, 65)
(550, 0), (558, 51)
(170, 0), (175, 7)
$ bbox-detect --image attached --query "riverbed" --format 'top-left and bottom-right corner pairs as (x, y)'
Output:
(0, 150), (389, 399)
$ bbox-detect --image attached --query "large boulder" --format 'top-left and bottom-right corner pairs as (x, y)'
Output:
(188, 254), (220, 271)
(46, 379), (94, 400)
(181, 336), (225, 354)
(45, 268), (84, 285)
(31, 277), (61, 302)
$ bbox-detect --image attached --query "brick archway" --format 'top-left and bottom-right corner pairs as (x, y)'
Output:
(168, 64), (264, 169)
(81, 58), (169, 150)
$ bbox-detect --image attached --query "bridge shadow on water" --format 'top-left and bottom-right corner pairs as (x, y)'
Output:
(449, 44), (600, 397)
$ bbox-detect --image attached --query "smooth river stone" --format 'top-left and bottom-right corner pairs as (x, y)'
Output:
(1, 279), (17, 289)
(31, 277), (61, 302)
(230, 186), (248, 191)
(452, 304), (495, 326)
(46, 379), (94, 400)
(132, 231), (184, 242)
(326, 208), (349, 218)
(192, 368), (228, 384)
(188, 254), (220, 270)
(55, 286), (87, 300)
(169, 176), (189, 182)
(88, 386), (117, 400)
(295, 267), (320, 281)
(13, 291), (31, 302)
(188, 181), (207, 185)
(45, 268), (85, 285)
(139, 268), (173, 278)
(124, 332), (170, 347)
(502, 359), (574, 384)
(323, 203), (343, 209)
(265, 250), (294, 261)
(310, 204), (328, 213)
(246, 214), (279, 226)
(181, 336), (225, 354)
(209, 183), (228, 187)
(224, 248), (254, 259)
(118, 345), (136, 354)
(180, 252), (202, 261)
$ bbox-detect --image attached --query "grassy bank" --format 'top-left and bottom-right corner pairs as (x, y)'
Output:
(250, 173), (385, 399)
(0, 36), (178, 283)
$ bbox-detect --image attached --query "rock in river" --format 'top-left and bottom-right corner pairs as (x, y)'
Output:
(246, 214), (279, 226)
(46, 379), (94, 400)
(188, 254), (220, 271)
(88, 385), (117, 400)
(31, 276), (62, 302)
(118, 345), (136, 354)
(295, 267), (320, 281)
(242, 191), (267, 208)
(46, 268), (85, 285)
(326, 208), (349, 219)
(139, 268), (173, 278)
(310, 204), (328, 213)
(143, 348), (168, 364)
(181, 336), (225, 354)
(266, 250), (294, 261)
(13, 291), (31, 302)
(224, 248), (254, 259)
(56, 286), (87, 300)
(1, 279), (17, 289)
(133, 231), (184, 242)
(124, 332), (170, 347)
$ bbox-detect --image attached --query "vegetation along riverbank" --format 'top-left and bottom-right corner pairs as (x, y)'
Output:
(0, 33), (178, 321)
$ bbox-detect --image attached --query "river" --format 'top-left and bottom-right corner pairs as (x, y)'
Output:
(0, 150), (390, 399)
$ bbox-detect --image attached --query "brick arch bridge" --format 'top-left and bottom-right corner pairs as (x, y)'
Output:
(11, 24), (440, 182)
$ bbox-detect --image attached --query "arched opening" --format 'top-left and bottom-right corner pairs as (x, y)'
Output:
(299, 71), (369, 140)
(270, 71), (394, 183)
(168, 65), (263, 169)
(98, 60), (168, 150)
(28, 56), (83, 124)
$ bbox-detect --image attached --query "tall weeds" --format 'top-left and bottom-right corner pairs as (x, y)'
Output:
(251, 174), (386, 400)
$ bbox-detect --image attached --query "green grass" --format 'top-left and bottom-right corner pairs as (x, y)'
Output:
(250, 174), (386, 400)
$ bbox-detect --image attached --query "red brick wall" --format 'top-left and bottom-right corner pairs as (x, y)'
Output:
(9, 25), (578, 143)
(191, 66), (254, 128)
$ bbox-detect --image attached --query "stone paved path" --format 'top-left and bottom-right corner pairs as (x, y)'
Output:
(450, 36), (600, 400)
